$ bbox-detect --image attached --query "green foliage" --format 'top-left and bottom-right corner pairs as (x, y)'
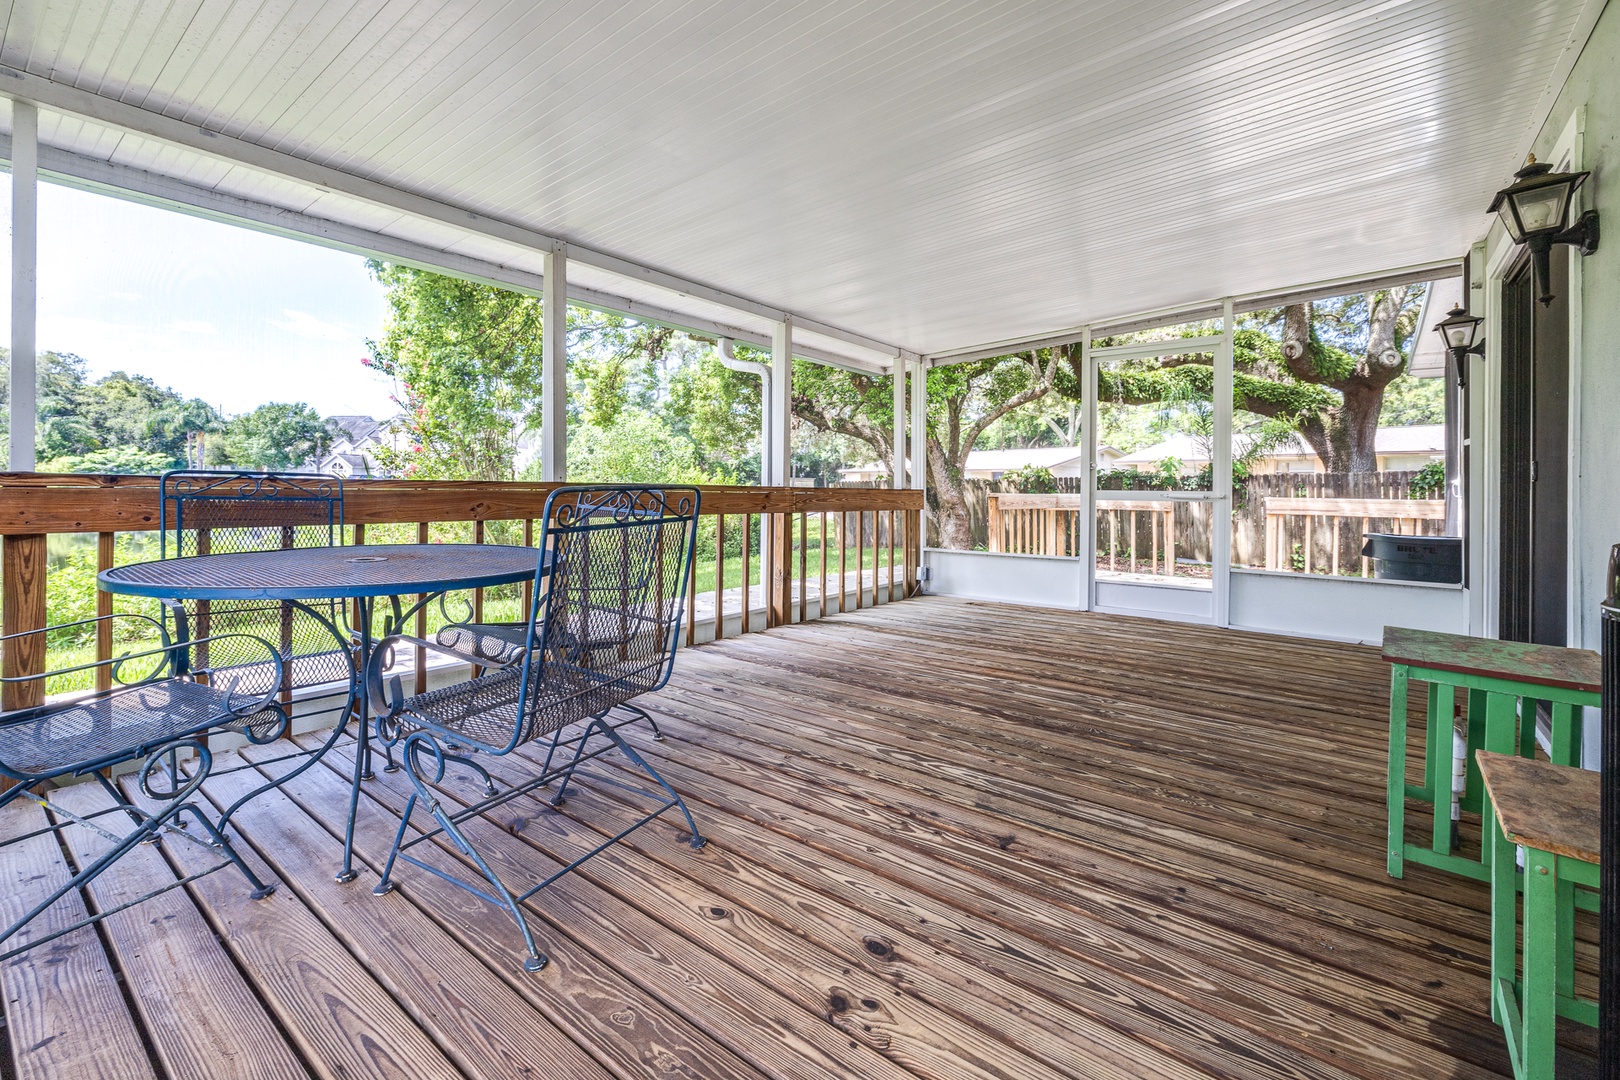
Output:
(1409, 460), (1447, 499)
(1379, 374), (1446, 426)
(45, 536), (162, 649)
(209, 401), (335, 470)
(364, 262), (547, 480)
(1002, 465), (1057, 494)
(545, 408), (734, 486)
(666, 349), (763, 480)
(1, 349), (221, 469)
(38, 446), (176, 475)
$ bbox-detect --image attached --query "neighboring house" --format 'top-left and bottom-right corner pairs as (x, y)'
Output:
(837, 445), (1123, 484)
(1111, 424), (1445, 475)
(314, 414), (404, 478)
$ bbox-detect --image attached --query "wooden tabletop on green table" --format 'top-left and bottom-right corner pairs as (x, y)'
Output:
(1380, 626), (1601, 694)
(1476, 751), (1601, 864)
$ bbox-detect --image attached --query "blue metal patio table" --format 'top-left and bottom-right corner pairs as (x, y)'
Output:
(100, 543), (547, 883)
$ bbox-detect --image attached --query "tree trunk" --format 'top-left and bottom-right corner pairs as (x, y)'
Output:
(927, 438), (976, 549)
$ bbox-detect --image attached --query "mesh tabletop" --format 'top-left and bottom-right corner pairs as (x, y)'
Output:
(100, 544), (544, 600)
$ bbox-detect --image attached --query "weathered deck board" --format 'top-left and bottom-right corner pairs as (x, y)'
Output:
(0, 596), (1593, 1079)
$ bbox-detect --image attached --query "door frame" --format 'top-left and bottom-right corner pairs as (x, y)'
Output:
(1082, 304), (1234, 624)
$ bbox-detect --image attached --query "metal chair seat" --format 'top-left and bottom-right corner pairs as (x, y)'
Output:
(0, 680), (252, 777)
(434, 622), (528, 666)
(0, 619), (287, 963)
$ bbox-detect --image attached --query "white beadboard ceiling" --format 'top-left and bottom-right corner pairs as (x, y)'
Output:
(0, 0), (1605, 363)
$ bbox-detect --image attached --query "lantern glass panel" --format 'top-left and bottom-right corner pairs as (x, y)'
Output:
(1511, 184), (1570, 237)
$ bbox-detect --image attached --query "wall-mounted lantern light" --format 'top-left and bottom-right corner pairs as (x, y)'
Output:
(1432, 304), (1485, 389)
(1487, 154), (1600, 306)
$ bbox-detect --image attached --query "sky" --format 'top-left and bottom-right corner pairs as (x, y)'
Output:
(0, 174), (397, 419)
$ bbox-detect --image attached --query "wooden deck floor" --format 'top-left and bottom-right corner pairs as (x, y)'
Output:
(0, 596), (1595, 1079)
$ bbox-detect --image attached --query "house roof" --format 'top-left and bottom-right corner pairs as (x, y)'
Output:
(326, 415), (386, 445)
(1113, 425), (1446, 467)
(0, 2), (1601, 368)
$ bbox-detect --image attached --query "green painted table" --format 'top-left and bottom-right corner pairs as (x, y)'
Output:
(1383, 626), (1598, 882)
(1477, 751), (1599, 1079)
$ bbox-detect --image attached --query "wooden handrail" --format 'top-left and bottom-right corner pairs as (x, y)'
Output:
(0, 475), (923, 713)
(1263, 495), (1445, 576)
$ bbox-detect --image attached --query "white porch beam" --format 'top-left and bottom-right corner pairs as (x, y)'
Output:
(768, 319), (793, 486)
(908, 354), (927, 493)
(8, 101), (37, 472)
(891, 356), (906, 488)
(1212, 299), (1235, 628)
(541, 246), (568, 482)
(0, 135), (892, 378)
(0, 67), (902, 365)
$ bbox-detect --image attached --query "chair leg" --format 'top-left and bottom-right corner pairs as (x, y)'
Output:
(391, 733), (548, 972)
(600, 724), (705, 849)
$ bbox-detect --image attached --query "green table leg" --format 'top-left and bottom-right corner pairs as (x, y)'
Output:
(1462, 688), (1487, 815)
(1518, 846), (1558, 1080)
(1519, 697), (1540, 759)
(1387, 665), (1410, 878)
(1428, 681), (1452, 855)
(1488, 807), (1516, 1025)
(1548, 702), (1577, 766)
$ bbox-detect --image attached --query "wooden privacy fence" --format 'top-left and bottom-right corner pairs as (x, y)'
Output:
(0, 474), (924, 712)
(1263, 496), (1446, 576)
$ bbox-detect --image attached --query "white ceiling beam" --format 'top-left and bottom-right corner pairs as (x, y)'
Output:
(0, 65), (902, 362)
(924, 259), (1466, 367)
(0, 135), (888, 377)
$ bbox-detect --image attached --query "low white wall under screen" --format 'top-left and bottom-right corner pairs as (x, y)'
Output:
(1093, 580), (1212, 622)
(1228, 569), (1468, 645)
(922, 548), (1083, 609)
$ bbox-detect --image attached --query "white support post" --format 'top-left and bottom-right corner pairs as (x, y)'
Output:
(9, 101), (38, 472)
(891, 357), (906, 488)
(768, 318), (792, 486)
(1212, 299), (1235, 627)
(909, 356), (926, 492)
(1079, 331), (1096, 610)
(540, 245), (567, 481)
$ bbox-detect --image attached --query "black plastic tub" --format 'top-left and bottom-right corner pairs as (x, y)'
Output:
(1359, 533), (1462, 584)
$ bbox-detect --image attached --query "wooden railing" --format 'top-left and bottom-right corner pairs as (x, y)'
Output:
(0, 474), (924, 711)
(987, 493), (1177, 575)
(1263, 496), (1446, 576)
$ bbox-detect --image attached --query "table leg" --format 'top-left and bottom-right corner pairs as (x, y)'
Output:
(1489, 804), (1517, 1026)
(1481, 692), (1520, 876)
(1427, 681), (1451, 856)
(337, 597), (374, 884)
(1387, 664), (1410, 878)
(1518, 847), (1558, 1080)
(1519, 697), (1540, 759)
(1549, 702), (1577, 767)
(1462, 688), (1487, 816)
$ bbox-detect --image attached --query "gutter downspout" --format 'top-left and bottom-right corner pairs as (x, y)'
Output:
(717, 338), (774, 485)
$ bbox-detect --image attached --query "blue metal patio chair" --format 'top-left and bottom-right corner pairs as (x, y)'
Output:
(365, 485), (704, 971)
(159, 471), (367, 759)
(0, 613), (286, 960)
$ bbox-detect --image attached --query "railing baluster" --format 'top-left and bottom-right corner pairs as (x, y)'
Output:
(96, 532), (115, 693)
(819, 511), (828, 619)
(415, 522), (428, 695)
(473, 519), (485, 623)
(522, 518), (535, 617)
(714, 514), (727, 641)
(741, 513), (752, 634)
(1, 534), (48, 713)
(685, 544), (696, 647)
(797, 512), (807, 624)
(841, 511), (851, 610)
